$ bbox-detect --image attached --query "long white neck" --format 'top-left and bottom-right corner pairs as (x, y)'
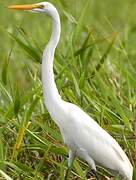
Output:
(42, 7), (64, 121)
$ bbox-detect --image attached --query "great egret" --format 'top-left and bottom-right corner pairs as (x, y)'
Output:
(8, 2), (133, 180)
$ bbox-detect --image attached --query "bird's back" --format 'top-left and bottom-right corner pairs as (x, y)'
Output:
(60, 102), (133, 179)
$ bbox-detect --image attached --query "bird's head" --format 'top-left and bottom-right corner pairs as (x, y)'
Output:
(8, 1), (57, 15)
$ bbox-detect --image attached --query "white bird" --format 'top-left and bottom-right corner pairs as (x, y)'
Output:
(8, 2), (133, 180)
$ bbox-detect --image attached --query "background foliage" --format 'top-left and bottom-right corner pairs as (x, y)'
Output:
(0, 0), (136, 179)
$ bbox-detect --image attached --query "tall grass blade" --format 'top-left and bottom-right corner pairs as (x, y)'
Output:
(90, 33), (117, 78)
(2, 58), (8, 85)
(9, 33), (41, 63)
(13, 83), (20, 116)
(12, 96), (40, 159)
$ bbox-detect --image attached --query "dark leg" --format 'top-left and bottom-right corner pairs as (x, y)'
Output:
(86, 170), (100, 180)
(92, 169), (100, 180)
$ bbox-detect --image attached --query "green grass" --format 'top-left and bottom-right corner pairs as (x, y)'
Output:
(0, 0), (136, 179)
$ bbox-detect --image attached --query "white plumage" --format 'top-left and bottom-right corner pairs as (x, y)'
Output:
(9, 2), (133, 179)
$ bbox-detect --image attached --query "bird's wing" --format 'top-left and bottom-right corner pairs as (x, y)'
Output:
(67, 103), (132, 170)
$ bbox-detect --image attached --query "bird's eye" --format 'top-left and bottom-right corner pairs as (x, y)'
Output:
(39, 5), (44, 9)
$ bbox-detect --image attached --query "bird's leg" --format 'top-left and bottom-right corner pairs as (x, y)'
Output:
(82, 153), (99, 180)
(91, 169), (100, 180)
(76, 149), (98, 179)
(65, 149), (76, 180)
(86, 169), (100, 180)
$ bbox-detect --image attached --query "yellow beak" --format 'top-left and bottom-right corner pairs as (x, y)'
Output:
(8, 3), (41, 10)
